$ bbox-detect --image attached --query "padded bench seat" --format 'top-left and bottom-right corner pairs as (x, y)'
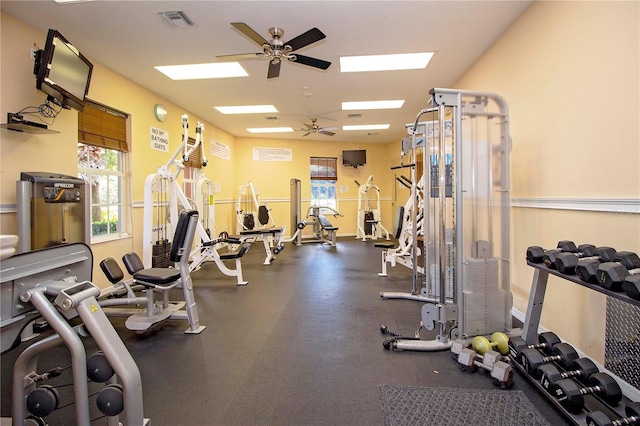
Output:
(219, 243), (251, 260)
(318, 215), (338, 231)
(122, 252), (181, 286)
(239, 227), (285, 236)
(374, 242), (395, 249)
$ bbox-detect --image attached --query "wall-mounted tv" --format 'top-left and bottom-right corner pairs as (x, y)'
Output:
(342, 149), (366, 168)
(34, 29), (93, 112)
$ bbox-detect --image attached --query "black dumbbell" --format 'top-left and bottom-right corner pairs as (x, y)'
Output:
(544, 242), (596, 269)
(526, 246), (545, 263)
(555, 247), (616, 275)
(554, 372), (622, 413)
(538, 358), (599, 391)
(577, 251), (640, 284)
(598, 252), (640, 291)
(622, 275), (640, 300)
(520, 343), (579, 378)
(586, 402), (640, 426)
(508, 332), (561, 363)
(528, 241), (588, 265)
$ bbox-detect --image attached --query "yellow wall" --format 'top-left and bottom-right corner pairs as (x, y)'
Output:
(232, 137), (396, 238)
(454, 1), (639, 361)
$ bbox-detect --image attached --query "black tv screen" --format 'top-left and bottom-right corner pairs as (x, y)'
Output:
(342, 149), (366, 168)
(34, 29), (93, 111)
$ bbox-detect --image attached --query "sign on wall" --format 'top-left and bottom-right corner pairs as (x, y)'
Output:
(150, 127), (169, 152)
(211, 139), (230, 160)
(253, 147), (292, 161)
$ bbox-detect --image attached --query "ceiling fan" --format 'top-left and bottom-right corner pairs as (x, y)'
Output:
(298, 118), (338, 137)
(217, 22), (331, 79)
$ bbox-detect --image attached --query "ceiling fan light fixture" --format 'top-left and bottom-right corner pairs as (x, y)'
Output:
(342, 100), (405, 110)
(343, 124), (390, 131)
(215, 105), (278, 114)
(247, 127), (294, 133)
(155, 62), (248, 80)
(340, 52), (434, 72)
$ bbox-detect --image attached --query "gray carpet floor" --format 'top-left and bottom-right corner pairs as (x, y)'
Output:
(1, 238), (571, 425)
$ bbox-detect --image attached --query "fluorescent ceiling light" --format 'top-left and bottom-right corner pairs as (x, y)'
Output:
(246, 127), (294, 133)
(215, 105), (278, 114)
(155, 62), (248, 80)
(340, 52), (434, 72)
(343, 124), (390, 131)
(54, 0), (95, 3)
(342, 100), (405, 110)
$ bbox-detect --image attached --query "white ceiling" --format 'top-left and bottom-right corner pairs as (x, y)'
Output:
(1, 1), (531, 144)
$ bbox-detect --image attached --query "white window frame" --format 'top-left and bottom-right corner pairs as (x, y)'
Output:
(78, 144), (129, 242)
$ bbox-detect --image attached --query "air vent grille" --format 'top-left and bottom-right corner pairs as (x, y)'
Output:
(159, 11), (194, 28)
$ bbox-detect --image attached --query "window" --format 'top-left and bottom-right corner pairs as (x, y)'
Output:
(77, 102), (129, 240)
(310, 157), (337, 210)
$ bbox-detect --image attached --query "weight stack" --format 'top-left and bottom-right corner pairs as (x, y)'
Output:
(364, 211), (374, 235)
(152, 239), (174, 268)
(462, 257), (509, 336)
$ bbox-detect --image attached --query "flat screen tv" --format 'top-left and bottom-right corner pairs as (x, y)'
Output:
(34, 29), (93, 112)
(342, 149), (366, 168)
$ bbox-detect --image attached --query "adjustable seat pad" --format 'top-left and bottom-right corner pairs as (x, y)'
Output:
(317, 215), (338, 231)
(123, 251), (181, 285)
(133, 268), (181, 285)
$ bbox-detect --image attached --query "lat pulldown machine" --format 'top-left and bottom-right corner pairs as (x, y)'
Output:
(387, 88), (512, 351)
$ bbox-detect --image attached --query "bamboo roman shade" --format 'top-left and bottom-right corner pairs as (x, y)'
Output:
(78, 102), (128, 152)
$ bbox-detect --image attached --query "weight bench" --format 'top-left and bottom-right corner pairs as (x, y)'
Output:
(101, 210), (206, 334)
(317, 214), (338, 247)
(239, 226), (286, 265)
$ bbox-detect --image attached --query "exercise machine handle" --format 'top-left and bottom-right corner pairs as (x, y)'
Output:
(390, 163), (415, 170)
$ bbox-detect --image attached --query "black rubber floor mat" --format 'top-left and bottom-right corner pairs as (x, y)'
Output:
(379, 385), (551, 426)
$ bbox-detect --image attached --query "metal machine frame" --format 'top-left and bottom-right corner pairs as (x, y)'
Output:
(142, 115), (248, 285)
(1, 243), (149, 425)
(391, 88), (512, 351)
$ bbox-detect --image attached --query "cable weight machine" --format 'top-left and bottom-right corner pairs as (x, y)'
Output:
(389, 88), (512, 351)
(143, 115), (249, 285)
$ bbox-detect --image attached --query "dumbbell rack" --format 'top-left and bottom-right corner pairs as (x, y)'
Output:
(517, 261), (639, 425)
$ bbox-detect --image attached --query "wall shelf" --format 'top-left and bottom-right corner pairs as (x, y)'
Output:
(0, 122), (58, 134)
(1, 113), (58, 134)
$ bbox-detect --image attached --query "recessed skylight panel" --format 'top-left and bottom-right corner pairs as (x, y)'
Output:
(342, 100), (405, 110)
(246, 127), (294, 133)
(340, 52), (434, 72)
(343, 124), (390, 131)
(215, 105), (278, 114)
(155, 62), (248, 80)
